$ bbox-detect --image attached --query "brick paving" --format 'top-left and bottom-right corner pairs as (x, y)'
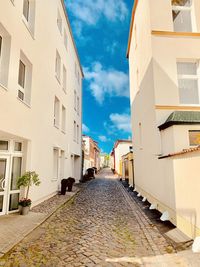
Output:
(0, 169), (198, 266)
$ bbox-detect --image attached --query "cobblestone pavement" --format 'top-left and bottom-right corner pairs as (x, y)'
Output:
(0, 169), (186, 266)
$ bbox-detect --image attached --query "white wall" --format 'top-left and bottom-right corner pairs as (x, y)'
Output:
(0, 0), (83, 207)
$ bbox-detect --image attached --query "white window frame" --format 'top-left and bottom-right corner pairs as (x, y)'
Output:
(57, 10), (62, 35)
(74, 90), (77, 110)
(53, 148), (59, 181)
(55, 51), (61, 82)
(54, 97), (60, 128)
(63, 65), (67, 93)
(172, 0), (195, 32)
(22, 0), (35, 36)
(177, 60), (200, 105)
(77, 96), (80, 115)
(73, 121), (76, 141)
(61, 105), (66, 133)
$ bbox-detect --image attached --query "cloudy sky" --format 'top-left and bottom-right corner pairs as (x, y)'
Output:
(65, 0), (133, 153)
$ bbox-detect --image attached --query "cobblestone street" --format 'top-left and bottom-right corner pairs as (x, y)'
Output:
(0, 169), (184, 266)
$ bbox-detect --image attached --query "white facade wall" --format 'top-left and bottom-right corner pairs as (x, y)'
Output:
(128, 0), (200, 238)
(0, 0), (83, 215)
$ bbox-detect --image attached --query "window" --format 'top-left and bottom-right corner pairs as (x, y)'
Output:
(22, 0), (35, 35)
(53, 148), (59, 180)
(18, 60), (25, 88)
(54, 97), (60, 128)
(23, 0), (29, 21)
(57, 10), (62, 34)
(60, 150), (65, 178)
(14, 142), (22, 152)
(172, 0), (193, 32)
(64, 29), (68, 50)
(0, 141), (8, 151)
(61, 105), (66, 133)
(0, 24), (11, 87)
(74, 90), (77, 110)
(177, 61), (199, 104)
(18, 52), (32, 105)
(63, 66), (67, 92)
(77, 125), (79, 143)
(73, 121), (76, 141)
(77, 96), (80, 115)
(55, 51), (61, 82)
(189, 130), (200, 145)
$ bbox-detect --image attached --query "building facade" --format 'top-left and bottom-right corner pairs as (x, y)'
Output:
(0, 0), (83, 215)
(121, 151), (134, 186)
(112, 140), (132, 176)
(82, 136), (100, 173)
(128, 0), (200, 238)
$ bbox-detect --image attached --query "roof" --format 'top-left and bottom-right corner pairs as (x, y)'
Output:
(126, 0), (139, 58)
(61, 0), (84, 78)
(159, 146), (200, 159)
(114, 139), (132, 149)
(158, 111), (200, 131)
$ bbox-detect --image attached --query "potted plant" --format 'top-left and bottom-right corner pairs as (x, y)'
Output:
(17, 171), (41, 215)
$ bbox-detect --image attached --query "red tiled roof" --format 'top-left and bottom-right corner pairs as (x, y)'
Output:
(159, 146), (200, 159)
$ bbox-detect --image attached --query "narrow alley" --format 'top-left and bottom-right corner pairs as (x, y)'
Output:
(1, 169), (176, 267)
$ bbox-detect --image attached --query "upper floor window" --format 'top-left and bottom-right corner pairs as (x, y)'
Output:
(63, 65), (67, 92)
(18, 51), (32, 105)
(77, 96), (80, 115)
(74, 90), (77, 110)
(22, 0), (35, 35)
(55, 51), (61, 82)
(73, 121), (76, 141)
(177, 61), (199, 104)
(61, 105), (66, 133)
(0, 24), (11, 88)
(64, 29), (68, 50)
(57, 10), (62, 34)
(172, 0), (193, 32)
(54, 96), (60, 128)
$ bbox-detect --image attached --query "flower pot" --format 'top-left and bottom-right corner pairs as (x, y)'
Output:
(20, 206), (30, 215)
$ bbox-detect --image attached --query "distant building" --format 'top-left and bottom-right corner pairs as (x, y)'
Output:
(82, 136), (100, 172)
(111, 140), (132, 176)
(127, 0), (200, 238)
(100, 153), (110, 168)
(0, 0), (83, 215)
(121, 151), (134, 186)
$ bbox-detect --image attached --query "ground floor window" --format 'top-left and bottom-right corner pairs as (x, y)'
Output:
(189, 130), (200, 146)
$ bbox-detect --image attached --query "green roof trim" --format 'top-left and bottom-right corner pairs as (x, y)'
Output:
(158, 111), (200, 130)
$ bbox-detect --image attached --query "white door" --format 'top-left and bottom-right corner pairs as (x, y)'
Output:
(0, 156), (9, 215)
(7, 156), (21, 213)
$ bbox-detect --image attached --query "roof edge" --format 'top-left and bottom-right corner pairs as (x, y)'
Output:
(126, 0), (139, 59)
(61, 0), (84, 78)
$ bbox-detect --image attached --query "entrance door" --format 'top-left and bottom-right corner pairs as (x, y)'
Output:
(0, 156), (9, 215)
(7, 157), (21, 213)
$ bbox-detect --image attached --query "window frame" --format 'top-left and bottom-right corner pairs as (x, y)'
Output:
(177, 60), (200, 105)
(23, 0), (30, 22)
(55, 51), (61, 82)
(54, 96), (60, 128)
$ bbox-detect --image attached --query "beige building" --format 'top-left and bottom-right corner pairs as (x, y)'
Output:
(0, 0), (83, 215)
(82, 136), (100, 173)
(121, 151), (134, 186)
(111, 140), (132, 176)
(127, 0), (200, 238)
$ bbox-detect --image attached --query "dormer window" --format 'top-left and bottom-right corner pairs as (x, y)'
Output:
(172, 0), (193, 32)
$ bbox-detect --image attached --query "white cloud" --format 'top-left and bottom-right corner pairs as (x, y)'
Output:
(82, 123), (90, 133)
(84, 62), (129, 104)
(106, 41), (118, 55)
(99, 135), (109, 142)
(66, 0), (128, 26)
(109, 113), (131, 133)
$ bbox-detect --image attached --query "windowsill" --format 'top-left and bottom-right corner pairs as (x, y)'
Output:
(54, 124), (60, 129)
(17, 97), (31, 108)
(10, 0), (15, 6)
(0, 83), (8, 91)
(51, 178), (58, 182)
(55, 74), (61, 84)
(63, 88), (67, 94)
(61, 130), (66, 134)
(22, 16), (35, 40)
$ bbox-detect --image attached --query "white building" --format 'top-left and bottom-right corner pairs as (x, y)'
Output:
(0, 0), (83, 215)
(128, 0), (200, 238)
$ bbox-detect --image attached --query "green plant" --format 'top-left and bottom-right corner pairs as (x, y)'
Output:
(17, 171), (41, 200)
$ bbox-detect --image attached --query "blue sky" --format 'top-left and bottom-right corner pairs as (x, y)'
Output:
(65, 0), (133, 153)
